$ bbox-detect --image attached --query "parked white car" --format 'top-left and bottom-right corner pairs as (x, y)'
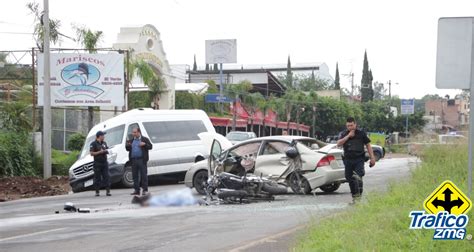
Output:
(185, 134), (346, 195)
(226, 131), (257, 145)
(69, 108), (216, 192)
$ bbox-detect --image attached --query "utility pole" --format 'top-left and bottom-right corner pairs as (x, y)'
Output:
(388, 80), (392, 100)
(43, 0), (52, 178)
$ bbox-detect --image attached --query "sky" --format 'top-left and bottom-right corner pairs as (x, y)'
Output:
(1, 0), (474, 99)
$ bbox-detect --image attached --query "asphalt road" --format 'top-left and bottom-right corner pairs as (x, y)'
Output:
(0, 157), (419, 252)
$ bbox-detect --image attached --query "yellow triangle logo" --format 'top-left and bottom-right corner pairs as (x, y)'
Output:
(423, 180), (472, 215)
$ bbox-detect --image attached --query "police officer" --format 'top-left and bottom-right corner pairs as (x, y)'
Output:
(90, 131), (111, 197)
(126, 127), (153, 196)
(337, 117), (376, 203)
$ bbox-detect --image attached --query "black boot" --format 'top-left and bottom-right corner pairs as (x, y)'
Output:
(106, 189), (111, 196)
(95, 190), (100, 197)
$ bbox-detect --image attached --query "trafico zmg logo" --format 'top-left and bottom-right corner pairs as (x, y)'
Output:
(409, 180), (472, 240)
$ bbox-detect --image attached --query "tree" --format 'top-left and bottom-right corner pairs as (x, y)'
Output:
(226, 80), (253, 131)
(361, 51), (374, 102)
(0, 102), (32, 132)
(205, 64), (210, 71)
(27, 2), (62, 50)
(373, 82), (386, 100)
(193, 54), (197, 71)
(73, 25), (104, 131)
(286, 55), (293, 88)
(334, 63), (340, 89)
(129, 60), (164, 109)
(214, 63), (219, 73)
(257, 95), (277, 136)
(243, 92), (264, 133)
(297, 74), (331, 91)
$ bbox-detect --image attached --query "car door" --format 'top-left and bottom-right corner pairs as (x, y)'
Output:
(254, 140), (291, 179)
(221, 141), (263, 174)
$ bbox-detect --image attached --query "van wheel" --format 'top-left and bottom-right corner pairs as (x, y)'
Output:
(121, 165), (134, 188)
(193, 170), (208, 195)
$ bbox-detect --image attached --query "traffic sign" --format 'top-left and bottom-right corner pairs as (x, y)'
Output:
(400, 99), (415, 115)
(205, 94), (233, 103)
(424, 180), (472, 215)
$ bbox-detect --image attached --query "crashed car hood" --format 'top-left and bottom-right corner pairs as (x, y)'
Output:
(198, 132), (233, 152)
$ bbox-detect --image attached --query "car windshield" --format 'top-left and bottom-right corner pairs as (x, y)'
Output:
(227, 132), (253, 141)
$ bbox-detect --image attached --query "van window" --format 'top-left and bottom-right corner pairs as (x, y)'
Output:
(105, 124), (126, 147)
(143, 120), (208, 143)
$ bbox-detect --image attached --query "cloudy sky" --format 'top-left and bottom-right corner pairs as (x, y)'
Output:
(1, 0), (473, 98)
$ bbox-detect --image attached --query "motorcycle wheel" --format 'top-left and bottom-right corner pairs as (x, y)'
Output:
(262, 182), (288, 195)
(288, 172), (312, 195)
(217, 189), (248, 200)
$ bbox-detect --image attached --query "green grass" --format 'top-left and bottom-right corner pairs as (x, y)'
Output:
(296, 144), (474, 251)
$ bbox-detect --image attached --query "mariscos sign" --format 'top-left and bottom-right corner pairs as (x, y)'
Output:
(37, 53), (125, 107)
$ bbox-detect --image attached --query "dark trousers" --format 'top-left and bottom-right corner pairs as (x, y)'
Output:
(93, 162), (110, 191)
(343, 157), (365, 197)
(132, 158), (148, 192)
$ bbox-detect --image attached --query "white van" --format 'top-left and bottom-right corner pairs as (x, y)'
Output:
(69, 108), (216, 192)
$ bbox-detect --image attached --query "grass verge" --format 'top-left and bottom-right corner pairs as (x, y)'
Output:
(296, 144), (473, 251)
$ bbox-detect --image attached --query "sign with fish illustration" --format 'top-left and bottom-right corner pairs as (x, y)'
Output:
(37, 53), (124, 106)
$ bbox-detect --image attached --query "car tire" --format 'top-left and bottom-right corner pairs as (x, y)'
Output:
(287, 173), (312, 195)
(374, 151), (382, 161)
(121, 165), (134, 188)
(193, 170), (208, 195)
(319, 182), (341, 193)
(262, 182), (288, 195)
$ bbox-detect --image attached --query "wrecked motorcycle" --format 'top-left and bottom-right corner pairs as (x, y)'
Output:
(205, 140), (287, 204)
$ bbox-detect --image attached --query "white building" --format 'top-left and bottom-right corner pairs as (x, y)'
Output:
(113, 24), (176, 110)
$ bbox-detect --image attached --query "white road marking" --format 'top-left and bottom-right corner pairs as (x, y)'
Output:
(0, 228), (66, 242)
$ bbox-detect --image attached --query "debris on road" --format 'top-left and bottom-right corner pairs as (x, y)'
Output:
(0, 176), (70, 202)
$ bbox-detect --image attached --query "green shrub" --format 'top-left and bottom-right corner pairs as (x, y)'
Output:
(68, 133), (86, 151)
(0, 131), (36, 177)
(52, 149), (79, 176)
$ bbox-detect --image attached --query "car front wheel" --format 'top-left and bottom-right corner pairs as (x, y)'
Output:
(319, 182), (341, 193)
(193, 170), (208, 195)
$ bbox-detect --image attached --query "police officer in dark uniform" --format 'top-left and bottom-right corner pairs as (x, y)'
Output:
(90, 131), (111, 197)
(337, 117), (376, 203)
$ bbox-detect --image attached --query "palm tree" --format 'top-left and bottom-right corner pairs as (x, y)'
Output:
(73, 25), (104, 131)
(226, 80), (253, 131)
(73, 25), (103, 53)
(243, 92), (264, 133)
(129, 60), (164, 109)
(27, 2), (62, 50)
(257, 95), (277, 137)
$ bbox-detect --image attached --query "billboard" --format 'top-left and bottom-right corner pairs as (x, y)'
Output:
(37, 53), (125, 107)
(205, 39), (237, 64)
(436, 17), (474, 89)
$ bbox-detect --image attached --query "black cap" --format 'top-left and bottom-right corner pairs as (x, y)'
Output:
(96, 131), (106, 137)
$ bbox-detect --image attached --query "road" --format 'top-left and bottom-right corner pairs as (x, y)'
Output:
(0, 157), (419, 252)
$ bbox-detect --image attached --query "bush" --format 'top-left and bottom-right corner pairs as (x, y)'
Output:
(0, 132), (36, 177)
(68, 133), (86, 151)
(52, 149), (80, 176)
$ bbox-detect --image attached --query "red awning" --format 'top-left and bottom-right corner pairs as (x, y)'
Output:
(209, 117), (230, 127)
